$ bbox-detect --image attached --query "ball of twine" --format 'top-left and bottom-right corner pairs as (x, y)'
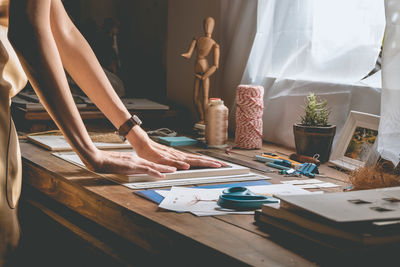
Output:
(234, 85), (264, 149)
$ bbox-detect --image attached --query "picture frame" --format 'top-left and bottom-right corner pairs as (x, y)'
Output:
(329, 111), (380, 171)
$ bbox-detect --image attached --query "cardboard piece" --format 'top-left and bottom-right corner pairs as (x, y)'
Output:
(53, 150), (251, 183)
(277, 187), (400, 223)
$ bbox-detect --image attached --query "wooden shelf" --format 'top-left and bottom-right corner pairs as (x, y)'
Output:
(12, 104), (189, 133)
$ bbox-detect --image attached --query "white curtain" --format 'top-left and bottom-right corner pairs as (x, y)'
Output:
(216, 0), (258, 130)
(239, 0), (386, 148)
(244, 0), (385, 84)
(379, 0), (400, 166)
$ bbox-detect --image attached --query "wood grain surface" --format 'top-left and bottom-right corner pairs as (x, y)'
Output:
(20, 140), (349, 266)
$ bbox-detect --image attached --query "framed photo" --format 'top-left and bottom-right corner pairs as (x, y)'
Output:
(330, 111), (380, 171)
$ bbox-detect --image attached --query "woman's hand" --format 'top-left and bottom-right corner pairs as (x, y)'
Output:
(86, 149), (176, 178)
(127, 126), (225, 169)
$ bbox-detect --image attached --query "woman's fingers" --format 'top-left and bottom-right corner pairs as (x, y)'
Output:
(184, 153), (226, 167)
(157, 156), (190, 170)
(183, 157), (222, 168)
(97, 151), (178, 178)
(111, 151), (178, 173)
(139, 159), (177, 173)
(156, 153), (224, 169)
(170, 151), (226, 168)
(134, 165), (165, 178)
(134, 139), (226, 169)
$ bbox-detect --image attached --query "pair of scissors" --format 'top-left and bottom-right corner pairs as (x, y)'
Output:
(217, 187), (279, 210)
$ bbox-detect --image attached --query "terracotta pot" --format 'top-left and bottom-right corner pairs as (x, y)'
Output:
(293, 124), (336, 163)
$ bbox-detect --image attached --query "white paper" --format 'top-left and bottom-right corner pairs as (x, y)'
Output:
(315, 182), (340, 188)
(159, 184), (316, 216)
(281, 179), (339, 189)
(281, 179), (323, 185)
(295, 182), (340, 189)
(125, 174), (269, 189)
(29, 135), (131, 151)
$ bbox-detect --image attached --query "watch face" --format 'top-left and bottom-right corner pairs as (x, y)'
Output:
(132, 115), (142, 125)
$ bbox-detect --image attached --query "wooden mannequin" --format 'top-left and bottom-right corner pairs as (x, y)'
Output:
(181, 17), (220, 125)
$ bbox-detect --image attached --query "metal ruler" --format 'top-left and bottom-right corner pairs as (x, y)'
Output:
(197, 150), (274, 173)
(125, 174), (268, 189)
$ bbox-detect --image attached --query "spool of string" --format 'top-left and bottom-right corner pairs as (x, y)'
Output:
(234, 85), (264, 149)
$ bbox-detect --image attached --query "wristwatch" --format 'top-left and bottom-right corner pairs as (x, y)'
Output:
(117, 115), (142, 141)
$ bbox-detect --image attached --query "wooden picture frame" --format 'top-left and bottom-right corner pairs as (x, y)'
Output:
(329, 111), (380, 171)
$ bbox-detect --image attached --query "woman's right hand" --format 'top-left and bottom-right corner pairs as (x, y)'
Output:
(86, 149), (176, 178)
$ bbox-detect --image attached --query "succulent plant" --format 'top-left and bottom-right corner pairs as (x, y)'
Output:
(300, 93), (330, 127)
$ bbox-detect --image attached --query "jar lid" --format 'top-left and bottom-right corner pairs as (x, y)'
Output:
(209, 98), (223, 105)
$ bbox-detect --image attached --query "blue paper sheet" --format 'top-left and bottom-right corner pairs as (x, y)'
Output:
(134, 180), (271, 204)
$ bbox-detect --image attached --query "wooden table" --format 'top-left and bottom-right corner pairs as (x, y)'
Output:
(20, 141), (351, 267)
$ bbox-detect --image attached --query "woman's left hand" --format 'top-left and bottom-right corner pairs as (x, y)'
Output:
(127, 126), (225, 170)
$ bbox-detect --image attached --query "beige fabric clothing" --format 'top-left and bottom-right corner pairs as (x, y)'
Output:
(0, 25), (27, 266)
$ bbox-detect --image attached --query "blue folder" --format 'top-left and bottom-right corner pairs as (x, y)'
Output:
(134, 180), (271, 204)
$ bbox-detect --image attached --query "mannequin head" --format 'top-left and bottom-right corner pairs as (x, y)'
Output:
(203, 17), (215, 37)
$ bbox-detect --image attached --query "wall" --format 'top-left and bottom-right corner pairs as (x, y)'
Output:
(167, 0), (221, 121)
(116, 0), (167, 100)
(66, 0), (168, 101)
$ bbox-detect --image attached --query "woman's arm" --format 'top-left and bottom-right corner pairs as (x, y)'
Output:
(7, 0), (176, 177)
(46, 0), (223, 169)
(9, 0), (222, 172)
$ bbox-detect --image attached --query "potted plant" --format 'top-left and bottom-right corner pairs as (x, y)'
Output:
(293, 93), (336, 162)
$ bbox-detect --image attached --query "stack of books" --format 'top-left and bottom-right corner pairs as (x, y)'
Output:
(13, 91), (95, 111)
(255, 186), (400, 251)
(13, 91), (170, 112)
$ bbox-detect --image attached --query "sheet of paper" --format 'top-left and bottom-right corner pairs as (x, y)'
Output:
(158, 184), (317, 216)
(314, 182), (340, 188)
(29, 135), (131, 151)
(281, 179), (323, 185)
(281, 179), (339, 189)
(295, 182), (340, 189)
(124, 174), (269, 189)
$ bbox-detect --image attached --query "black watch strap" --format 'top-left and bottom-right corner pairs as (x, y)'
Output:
(118, 115), (142, 139)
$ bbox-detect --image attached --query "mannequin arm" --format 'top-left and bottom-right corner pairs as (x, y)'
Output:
(213, 43), (220, 68)
(181, 38), (197, 59)
(201, 43), (220, 80)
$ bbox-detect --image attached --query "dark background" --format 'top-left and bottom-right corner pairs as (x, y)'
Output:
(63, 0), (168, 102)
